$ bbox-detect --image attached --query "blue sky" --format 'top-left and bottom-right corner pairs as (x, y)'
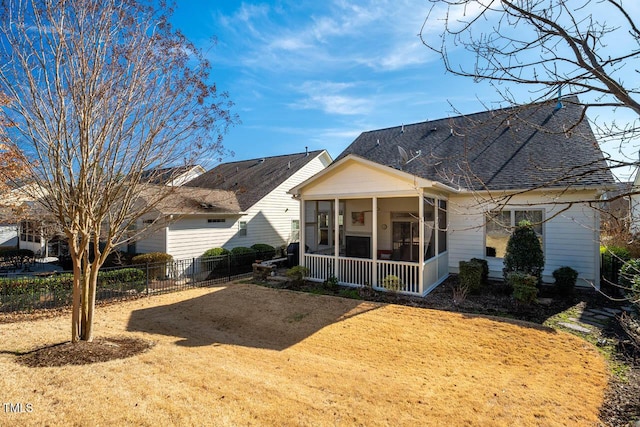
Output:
(170, 1), (638, 181)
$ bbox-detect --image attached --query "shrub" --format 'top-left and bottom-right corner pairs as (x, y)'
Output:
(382, 275), (402, 292)
(508, 272), (539, 304)
(251, 243), (276, 260)
(230, 246), (257, 270)
(459, 260), (484, 293)
(286, 265), (309, 285)
(202, 247), (230, 258)
(98, 268), (146, 292)
(324, 275), (339, 291)
(552, 266), (578, 296)
(619, 259), (640, 303)
(503, 221), (544, 283)
(600, 245), (631, 263)
(131, 252), (173, 280)
(470, 257), (489, 284)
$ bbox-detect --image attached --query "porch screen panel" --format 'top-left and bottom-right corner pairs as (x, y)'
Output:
(438, 200), (447, 254)
(423, 198), (435, 260)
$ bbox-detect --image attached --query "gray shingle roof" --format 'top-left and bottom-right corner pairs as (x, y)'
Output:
(185, 150), (325, 210)
(336, 96), (614, 191)
(138, 185), (241, 216)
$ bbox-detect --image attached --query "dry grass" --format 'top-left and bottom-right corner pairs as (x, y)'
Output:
(0, 283), (608, 426)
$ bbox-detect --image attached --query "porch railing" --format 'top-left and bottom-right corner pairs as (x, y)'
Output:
(304, 254), (421, 295)
(377, 260), (420, 294)
(305, 254), (335, 282)
(339, 257), (373, 287)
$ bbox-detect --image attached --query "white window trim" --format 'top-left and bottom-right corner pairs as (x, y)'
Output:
(485, 208), (545, 259)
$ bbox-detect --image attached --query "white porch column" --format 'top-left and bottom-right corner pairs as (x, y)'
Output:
(300, 197), (306, 268)
(418, 190), (424, 293)
(372, 196), (378, 287)
(334, 198), (340, 279)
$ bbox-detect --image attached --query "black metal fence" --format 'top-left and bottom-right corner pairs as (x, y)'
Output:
(600, 252), (625, 290)
(0, 252), (261, 314)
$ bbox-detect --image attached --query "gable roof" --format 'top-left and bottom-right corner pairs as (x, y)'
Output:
(185, 150), (329, 210)
(336, 96), (614, 192)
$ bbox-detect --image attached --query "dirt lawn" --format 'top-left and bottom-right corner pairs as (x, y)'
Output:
(0, 283), (608, 426)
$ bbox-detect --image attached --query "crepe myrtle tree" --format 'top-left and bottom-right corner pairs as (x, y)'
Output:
(0, 0), (236, 342)
(420, 0), (640, 194)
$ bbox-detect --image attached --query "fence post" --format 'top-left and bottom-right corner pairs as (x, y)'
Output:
(227, 253), (231, 281)
(192, 258), (196, 286)
(146, 263), (149, 296)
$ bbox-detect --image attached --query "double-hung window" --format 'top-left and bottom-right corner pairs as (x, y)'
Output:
(485, 209), (543, 258)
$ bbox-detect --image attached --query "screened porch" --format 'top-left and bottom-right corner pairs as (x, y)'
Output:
(299, 195), (449, 296)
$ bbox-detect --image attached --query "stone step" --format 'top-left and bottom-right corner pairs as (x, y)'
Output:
(558, 322), (592, 334)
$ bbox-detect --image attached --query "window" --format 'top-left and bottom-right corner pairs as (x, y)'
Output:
(208, 218), (225, 223)
(291, 219), (300, 241)
(486, 209), (543, 258)
(239, 221), (247, 236)
(20, 221), (40, 243)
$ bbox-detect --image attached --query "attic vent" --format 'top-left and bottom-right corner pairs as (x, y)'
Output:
(208, 218), (225, 223)
(200, 202), (216, 209)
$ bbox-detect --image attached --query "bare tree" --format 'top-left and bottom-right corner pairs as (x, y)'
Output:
(420, 0), (640, 172)
(0, 0), (236, 342)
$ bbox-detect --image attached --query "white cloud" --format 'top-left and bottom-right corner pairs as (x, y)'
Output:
(214, 0), (436, 73)
(290, 81), (372, 116)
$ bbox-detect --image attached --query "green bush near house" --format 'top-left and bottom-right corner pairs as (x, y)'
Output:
(508, 272), (539, 304)
(251, 243), (276, 260)
(459, 260), (484, 293)
(286, 265), (309, 285)
(470, 258), (489, 284)
(382, 275), (402, 292)
(503, 220), (544, 284)
(552, 266), (578, 296)
(202, 247), (230, 258)
(131, 252), (173, 280)
(230, 247), (257, 271)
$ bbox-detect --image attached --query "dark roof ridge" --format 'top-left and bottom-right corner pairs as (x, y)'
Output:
(219, 149), (324, 165)
(360, 95), (580, 135)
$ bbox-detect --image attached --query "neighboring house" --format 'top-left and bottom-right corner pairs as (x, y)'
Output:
(133, 150), (332, 259)
(289, 97), (615, 295)
(140, 165), (206, 187)
(601, 181), (633, 239)
(0, 181), (60, 256)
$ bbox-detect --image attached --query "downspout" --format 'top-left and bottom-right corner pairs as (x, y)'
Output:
(334, 198), (339, 279)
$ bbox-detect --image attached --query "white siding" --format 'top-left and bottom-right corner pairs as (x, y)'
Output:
(448, 191), (602, 286)
(0, 224), (18, 247)
(302, 161), (423, 198)
(166, 216), (238, 259)
(135, 218), (166, 254)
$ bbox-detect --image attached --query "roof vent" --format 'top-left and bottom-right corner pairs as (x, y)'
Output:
(288, 161), (291, 169)
(376, 138), (380, 146)
(401, 124), (405, 133)
(305, 146), (309, 156)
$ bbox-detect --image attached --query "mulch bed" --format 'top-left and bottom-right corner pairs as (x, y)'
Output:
(17, 336), (154, 368)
